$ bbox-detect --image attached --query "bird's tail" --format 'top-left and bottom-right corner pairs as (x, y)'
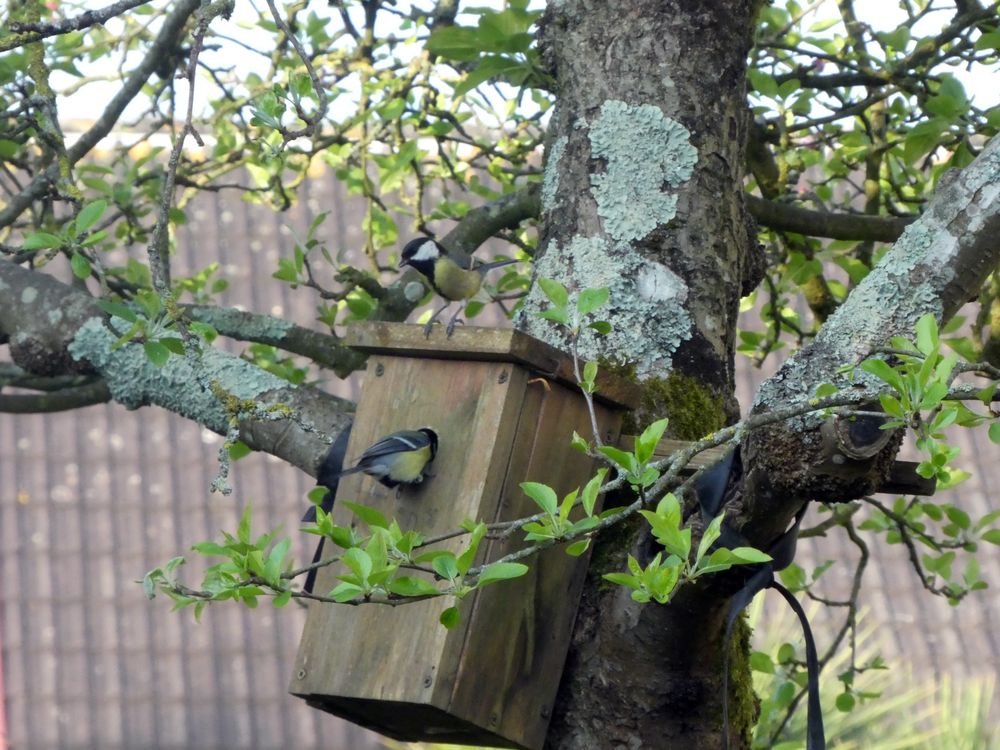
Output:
(474, 258), (519, 274)
(329, 465), (364, 481)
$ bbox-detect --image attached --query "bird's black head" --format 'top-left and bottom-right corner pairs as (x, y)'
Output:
(398, 237), (442, 274)
(418, 427), (439, 460)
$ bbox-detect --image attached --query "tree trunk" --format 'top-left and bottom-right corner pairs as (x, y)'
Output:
(518, 1), (761, 747)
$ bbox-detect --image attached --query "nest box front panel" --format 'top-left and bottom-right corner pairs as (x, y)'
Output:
(291, 354), (528, 709)
(445, 377), (622, 749)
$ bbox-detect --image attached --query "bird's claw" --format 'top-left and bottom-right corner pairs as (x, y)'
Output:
(446, 317), (465, 338)
(423, 320), (436, 338)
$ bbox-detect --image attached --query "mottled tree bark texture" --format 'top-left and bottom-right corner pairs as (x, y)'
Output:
(532, 2), (759, 748)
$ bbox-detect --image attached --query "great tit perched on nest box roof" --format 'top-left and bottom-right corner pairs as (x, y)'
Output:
(398, 237), (519, 336)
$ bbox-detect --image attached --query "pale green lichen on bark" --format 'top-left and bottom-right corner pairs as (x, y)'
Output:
(68, 317), (288, 433)
(753, 218), (947, 415)
(21, 287), (37, 304)
(519, 235), (692, 378)
(588, 100), (697, 243)
(542, 135), (567, 213)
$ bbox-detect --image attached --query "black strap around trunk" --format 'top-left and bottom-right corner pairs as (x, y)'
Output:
(302, 425), (352, 594)
(698, 450), (825, 750)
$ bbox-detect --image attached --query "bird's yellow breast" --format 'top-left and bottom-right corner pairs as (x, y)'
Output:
(432, 256), (484, 301)
(386, 444), (432, 483)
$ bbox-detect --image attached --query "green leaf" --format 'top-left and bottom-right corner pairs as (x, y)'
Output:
(566, 539), (591, 557)
(521, 481), (558, 515)
(237, 504), (253, 544)
(477, 562), (529, 586)
(69, 252), (92, 279)
(343, 502), (389, 530)
(453, 55), (526, 96)
(859, 358), (903, 391)
(588, 321), (612, 335)
(988, 422), (1000, 445)
(22, 231), (63, 250)
(577, 287), (609, 315)
(388, 576), (439, 597)
(598, 445), (638, 474)
(944, 505), (971, 530)
(538, 277), (569, 309)
(748, 69), (779, 98)
(559, 488), (579, 520)
(273, 590), (292, 608)
(903, 118), (948, 163)
(915, 313), (939, 356)
(570, 431), (590, 454)
(980, 529), (1000, 545)
(456, 522), (486, 574)
(440, 606), (461, 629)
(750, 651), (775, 674)
(581, 468), (606, 517)
(341, 547), (373, 583)
(97, 300), (138, 322)
(75, 200), (108, 233)
(975, 31), (1000, 51)
(814, 383), (838, 398)
(696, 514), (724, 563)
(635, 418), (668, 464)
(539, 308), (570, 325)
(143, 340), (171, 367)
(426, 26), (482, 61)
(331, 582), (364, 602)
(728, 547), (772, 564)
(835, 692), (856, 712)
(603, 572), (639, 589)
(432, 553), (460, 581)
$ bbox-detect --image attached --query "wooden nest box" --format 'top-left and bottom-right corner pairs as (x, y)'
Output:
(290, 323), (638, 750)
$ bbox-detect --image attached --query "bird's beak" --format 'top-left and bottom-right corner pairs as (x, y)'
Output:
(397, 258), (409, 269)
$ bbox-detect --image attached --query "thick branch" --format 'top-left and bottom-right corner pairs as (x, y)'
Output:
(185, 305), (366, 378)
(0, 380), (111, 412)
(746, 194), (914, 242)
(745, 133), (1000, 543)
(440, 183), (541, 257)
(0, 258), (350, 477)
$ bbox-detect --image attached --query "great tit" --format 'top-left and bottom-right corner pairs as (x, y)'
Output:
(332, 427), (439, 488)
(302, 426), (435, 593)
(398, 237), (518, 336)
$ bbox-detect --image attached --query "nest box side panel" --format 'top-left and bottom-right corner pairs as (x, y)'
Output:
(291, 356), (528, 718)
(445, 378), (625, 750)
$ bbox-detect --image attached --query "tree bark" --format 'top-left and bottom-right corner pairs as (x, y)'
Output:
(0, 259), (351, 477)
(521, 2), (760, 747)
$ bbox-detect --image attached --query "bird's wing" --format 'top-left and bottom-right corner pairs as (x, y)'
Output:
(358, 430), (432, 461)
(472, 258), (518, 274)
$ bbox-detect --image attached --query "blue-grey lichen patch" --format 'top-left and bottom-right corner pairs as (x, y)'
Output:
(21, 287), (37, 304)
(588, 100), (697, 244)
(403, 280), (426, 302)
(542, 136), (567, 213)
(47, 308), (63, 325)
(519, 235), (692, 378)
(68, 317), (289, 434)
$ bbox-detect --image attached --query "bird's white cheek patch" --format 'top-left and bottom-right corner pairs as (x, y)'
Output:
(411, 240), (440, 262)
